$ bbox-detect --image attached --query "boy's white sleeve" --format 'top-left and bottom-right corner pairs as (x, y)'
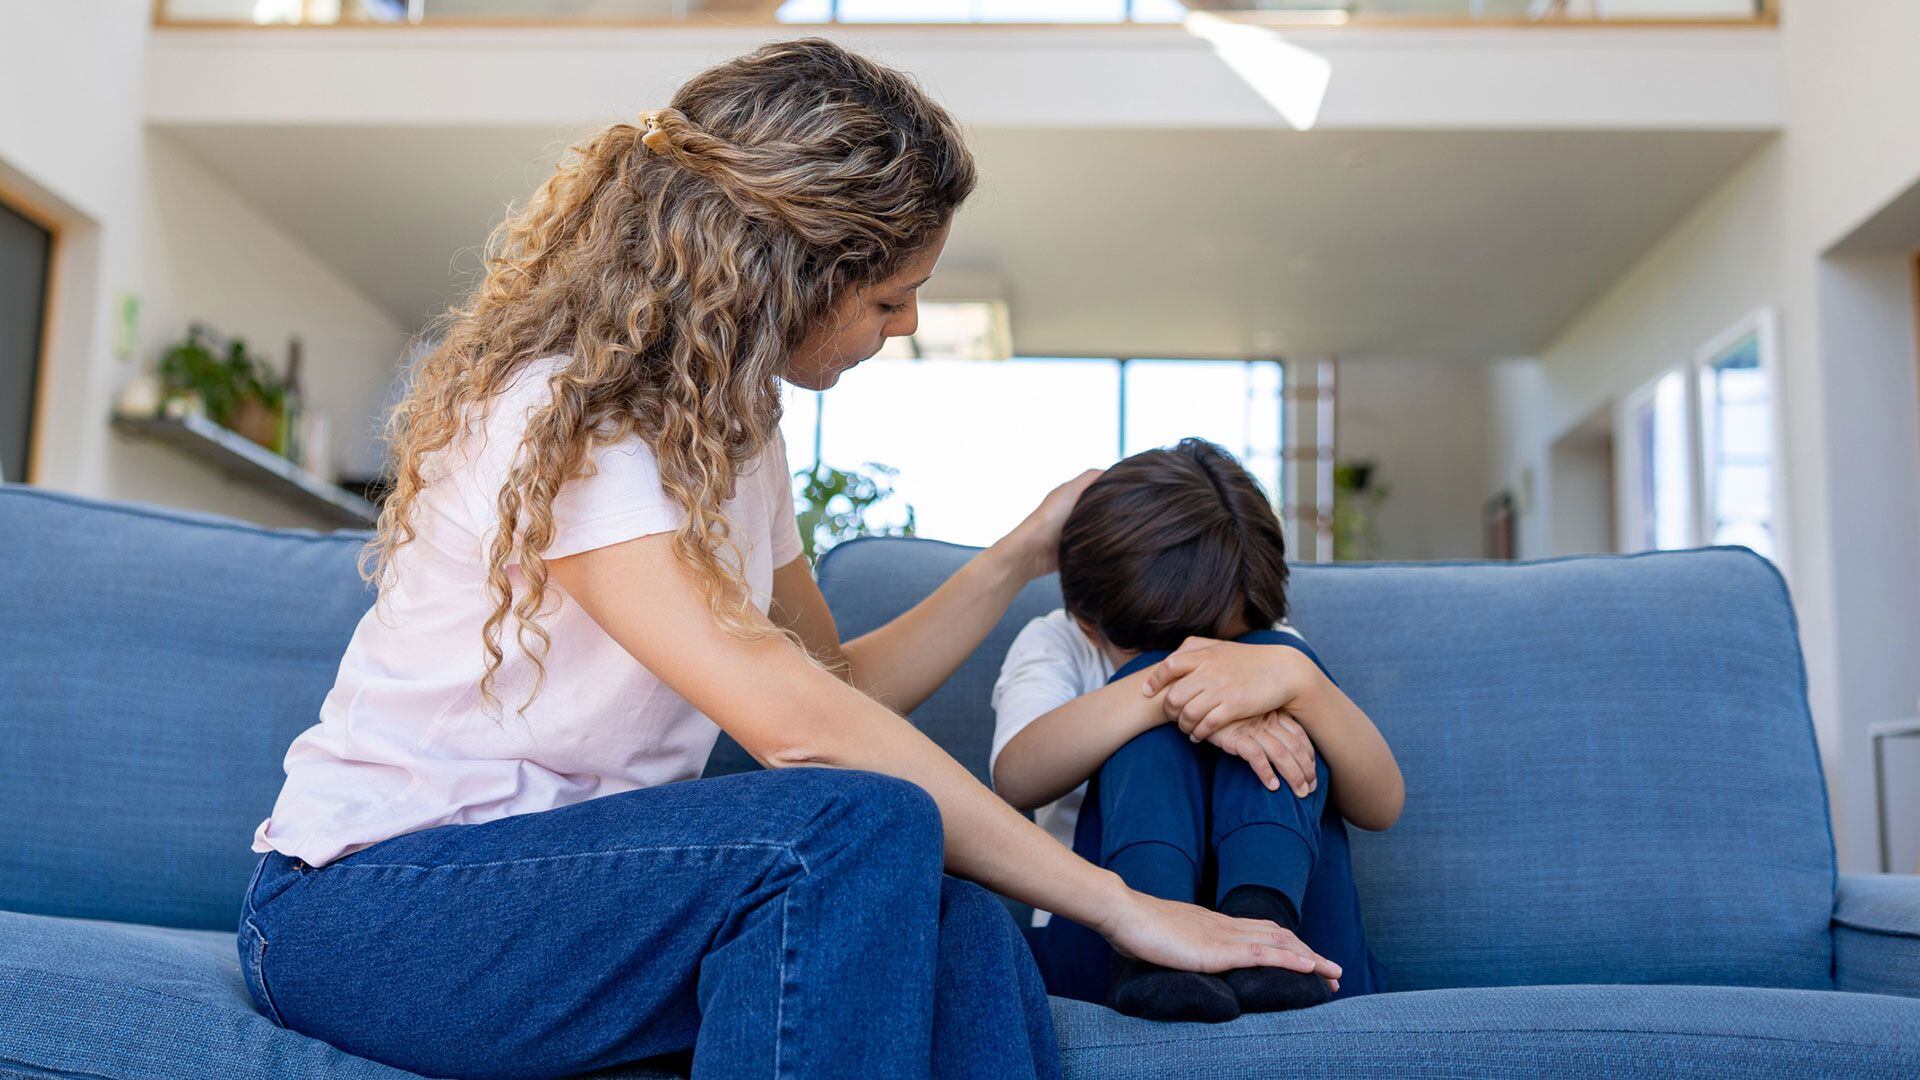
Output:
(989, 615), (1089, 787)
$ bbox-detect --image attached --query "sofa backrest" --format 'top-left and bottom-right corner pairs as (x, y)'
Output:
(713, 535), (1839, 993)
(1, 488), (1838, 994)
(0, 486), (375, 931)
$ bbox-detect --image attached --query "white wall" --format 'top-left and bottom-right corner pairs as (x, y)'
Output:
(1486, 0), (1920, 873)
(144, 23), (1783, 133)
(139, 133), (409, 486)
(1338, 358), (1490, 561)
(1, 0), (406, 529)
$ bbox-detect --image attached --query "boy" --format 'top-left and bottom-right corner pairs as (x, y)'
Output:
(991, 439), (1401, 1022)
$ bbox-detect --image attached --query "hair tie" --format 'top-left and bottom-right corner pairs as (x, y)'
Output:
(638, 109), (672, 152)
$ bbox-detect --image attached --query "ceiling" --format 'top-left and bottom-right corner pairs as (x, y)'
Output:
(160, 123), (1768, 361)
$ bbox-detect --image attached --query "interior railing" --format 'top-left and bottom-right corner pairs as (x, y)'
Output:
(153, 0), (1778, 28)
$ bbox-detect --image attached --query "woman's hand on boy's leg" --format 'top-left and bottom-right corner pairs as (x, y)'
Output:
(1099, 888), (1342, 992)
(1141, 637), (1326, 741)
(1210, 711), (1318, 798)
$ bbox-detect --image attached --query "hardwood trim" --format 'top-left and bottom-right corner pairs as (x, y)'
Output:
(0, 176), (63, 487)
(1912, 252), (1920, 474)
(151, 9), (1780, 31)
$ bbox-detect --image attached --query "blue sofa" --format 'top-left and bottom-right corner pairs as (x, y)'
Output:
(2, 482), (1918, 1079)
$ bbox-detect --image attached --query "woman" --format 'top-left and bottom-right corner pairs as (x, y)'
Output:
(236, 38), (1341, 1080)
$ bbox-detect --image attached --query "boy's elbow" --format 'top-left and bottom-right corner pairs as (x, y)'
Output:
(989, 761), (1040, 812)
(1351, 786), (1405, 832)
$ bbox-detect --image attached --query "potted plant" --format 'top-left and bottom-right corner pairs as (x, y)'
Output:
(156, 326), (285, 453)
(1332, 459), (1389, 562)
(792, 462), (916, 563)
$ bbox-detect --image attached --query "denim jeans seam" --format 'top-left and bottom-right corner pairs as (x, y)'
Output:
(777, 879), (793, 1078)
(331, 840), (811, 875)
(240, 851), (269, 919)
(242, 915), (289, 1027)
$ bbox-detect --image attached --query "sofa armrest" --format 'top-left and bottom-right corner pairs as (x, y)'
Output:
(1834, 873), (1920, 997)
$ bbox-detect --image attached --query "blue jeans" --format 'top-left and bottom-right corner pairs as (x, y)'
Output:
(1028, 630), (1389, 1003)
(236, 767), (1061, 1080)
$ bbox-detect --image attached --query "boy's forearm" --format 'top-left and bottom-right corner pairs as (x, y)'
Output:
(993, 670), (1168, 811)
(1288, 675), (1404, 831)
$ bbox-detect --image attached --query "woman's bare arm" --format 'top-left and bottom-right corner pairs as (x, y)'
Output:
(768, 539), (1034, 713)
(769, 470), (1102, 716)
(549, 531), (1345, 986)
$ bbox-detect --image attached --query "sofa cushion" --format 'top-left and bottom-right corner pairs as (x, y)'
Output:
(0, 908), (699, 1079)
(713, 538), (1837, 994)
(706, 536), (1069, 788)
(0, 486), (375, 931)
(1, 487), (1837, 995)
(1050, 984), (1920, 1078)
(0, 909), (411, 1079)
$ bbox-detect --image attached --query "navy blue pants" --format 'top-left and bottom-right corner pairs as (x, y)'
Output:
(1026, 630), (1388, 1003)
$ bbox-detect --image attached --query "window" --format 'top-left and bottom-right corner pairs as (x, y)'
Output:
(1613, 308), (1784, 570)
(783, 356), (1283, 549)
(1619, 367), (1695, 552)
(1696, 314), (1780, 562)
(1122, 359), (1283, 495)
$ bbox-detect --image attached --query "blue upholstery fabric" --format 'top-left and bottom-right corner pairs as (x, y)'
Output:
(1834, 872), (1920, 998)
(720, 538), (1838, 994)
(2, 490), (1908, 1078)
(1050, 984), (1920, 1078)
(0, 909), (414, 1079)
(0, 486), (376, 930)
(0, 908), (684, 1080)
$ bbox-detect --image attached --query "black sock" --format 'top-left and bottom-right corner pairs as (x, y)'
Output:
(1106, 953), (1241, 1023)
(1218, 884), (1334, 1013)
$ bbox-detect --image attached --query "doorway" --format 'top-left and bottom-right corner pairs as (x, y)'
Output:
(0, 195), (52, 484)
(1546, 405), (1616, 557)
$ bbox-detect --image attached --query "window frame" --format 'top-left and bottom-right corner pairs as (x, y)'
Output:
(1611, 306), (1788, 576)
(1692, 306), (1788, 575)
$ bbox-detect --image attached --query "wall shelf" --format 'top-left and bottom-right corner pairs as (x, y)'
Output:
(111, 412), (377, 528)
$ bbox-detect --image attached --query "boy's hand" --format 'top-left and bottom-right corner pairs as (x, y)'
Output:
(1209, 710), (1319, 797)
(1141, 637), (1325, 742)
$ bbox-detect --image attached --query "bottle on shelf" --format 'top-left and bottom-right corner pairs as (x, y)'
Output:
(281, 335), (306, 469)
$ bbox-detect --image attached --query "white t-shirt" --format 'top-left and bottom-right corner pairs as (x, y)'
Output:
(252, 354), (804, 867)
(989, 607), (1303, 926)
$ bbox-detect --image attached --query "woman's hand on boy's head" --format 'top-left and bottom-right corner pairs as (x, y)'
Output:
(998, 467), (1103, 580)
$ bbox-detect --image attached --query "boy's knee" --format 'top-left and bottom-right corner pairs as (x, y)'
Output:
(1107, 722), (1195, 769)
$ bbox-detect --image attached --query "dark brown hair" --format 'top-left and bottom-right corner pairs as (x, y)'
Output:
(1058, 438), (1289, 652)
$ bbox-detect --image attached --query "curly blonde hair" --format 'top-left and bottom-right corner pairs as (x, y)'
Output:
(360, 38), (976, 718)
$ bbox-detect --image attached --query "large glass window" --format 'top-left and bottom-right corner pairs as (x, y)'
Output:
(1697, 328), (1776, 559)
(1123, 359), (1283, 504)
(784, 356), (1282, 549)
(1613, 309), (1783, 570)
